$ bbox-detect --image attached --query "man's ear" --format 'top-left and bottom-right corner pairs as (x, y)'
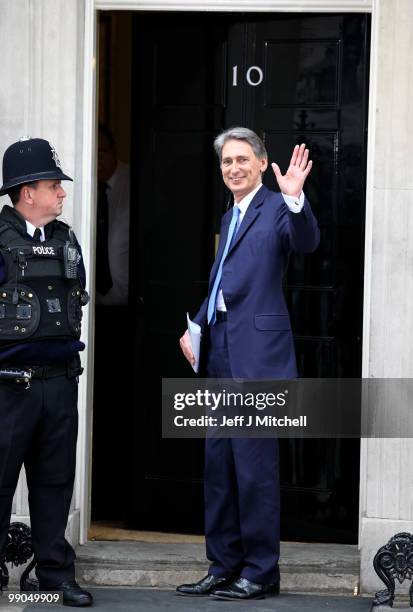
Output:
(260, 158), (268, 173)
(21, 185), (35, 206)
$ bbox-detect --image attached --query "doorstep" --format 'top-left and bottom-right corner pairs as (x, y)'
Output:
(75, 539), (359, 595)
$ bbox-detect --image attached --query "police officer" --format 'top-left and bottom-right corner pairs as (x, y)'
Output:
(0, 138), (93, 607)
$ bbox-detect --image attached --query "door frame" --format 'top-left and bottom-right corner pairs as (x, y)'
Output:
(79, 0), (378, 544)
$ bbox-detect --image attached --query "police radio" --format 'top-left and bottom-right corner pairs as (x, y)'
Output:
(63, 229), (89, 305)
(63, 241), (80, 279)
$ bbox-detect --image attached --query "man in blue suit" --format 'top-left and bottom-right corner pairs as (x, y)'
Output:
(177, 127), (319, 600)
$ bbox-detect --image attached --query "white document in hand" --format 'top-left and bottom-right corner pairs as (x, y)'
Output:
(186, 312), (202, 374)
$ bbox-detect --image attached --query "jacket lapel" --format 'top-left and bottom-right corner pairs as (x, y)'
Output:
(215, 212), (232, 263)
(207, 211), (231, 291)
(228, 184), (267, 253)
(209, 184), (268, 289)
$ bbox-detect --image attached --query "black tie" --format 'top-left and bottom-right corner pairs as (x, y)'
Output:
(33, 228), (42, 242)
(96, 182), (113, 295)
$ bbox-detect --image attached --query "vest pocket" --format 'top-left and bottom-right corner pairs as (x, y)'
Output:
(67, 286), (83, 339)
(0, 284), (40, 340)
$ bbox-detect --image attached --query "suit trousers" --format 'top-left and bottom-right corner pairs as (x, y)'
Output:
(205, 319), (280, 585)
(0, 375), (78, 587)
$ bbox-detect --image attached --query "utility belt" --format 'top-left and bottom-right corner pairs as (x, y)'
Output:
(0, 356), (83, 388)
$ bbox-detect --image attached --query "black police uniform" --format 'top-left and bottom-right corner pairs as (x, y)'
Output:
(0, 138), (88, 590)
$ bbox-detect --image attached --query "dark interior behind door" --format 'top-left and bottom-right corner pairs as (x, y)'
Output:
(128, 12), (370, 542)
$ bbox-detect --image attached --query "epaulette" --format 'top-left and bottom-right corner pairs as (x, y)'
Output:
(54, 219), (70, 230)
(0, 222), (13, 247)
(52, 219), (79, 245)
(0, 222), (9, 236)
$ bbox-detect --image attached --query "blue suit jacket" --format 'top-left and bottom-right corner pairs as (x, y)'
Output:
(193, 184), (320, 379)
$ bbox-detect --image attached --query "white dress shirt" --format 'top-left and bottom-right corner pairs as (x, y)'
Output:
(96, 161), (130, 306)
(216, 184), (304, 312)
(26, 220), (45, 241)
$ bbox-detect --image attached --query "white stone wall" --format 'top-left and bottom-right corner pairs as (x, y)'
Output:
(0, 0), (84, 223)
(0, 0), (88, 545)
(360, 0), (413, 594)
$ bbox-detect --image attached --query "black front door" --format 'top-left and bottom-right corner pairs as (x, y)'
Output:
(129, 12), (370, 543)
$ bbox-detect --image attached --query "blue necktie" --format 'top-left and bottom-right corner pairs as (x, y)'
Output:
(207, 205), (240, 325)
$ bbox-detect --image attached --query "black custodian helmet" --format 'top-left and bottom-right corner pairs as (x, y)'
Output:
(0, 137), (73, 196)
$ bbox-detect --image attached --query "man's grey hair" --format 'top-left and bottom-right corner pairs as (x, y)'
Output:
(214, 127), (268, 161)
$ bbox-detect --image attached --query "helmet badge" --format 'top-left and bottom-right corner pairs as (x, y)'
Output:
(50, 145), (62, 169)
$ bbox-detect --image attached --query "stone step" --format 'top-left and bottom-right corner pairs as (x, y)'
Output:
(74, 540), (360, 595)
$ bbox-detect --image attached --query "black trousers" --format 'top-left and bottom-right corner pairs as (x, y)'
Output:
(0, 375), (78, 587)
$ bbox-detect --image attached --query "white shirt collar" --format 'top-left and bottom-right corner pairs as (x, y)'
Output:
(26, 220), (45, 242)
(234, 183), (263, 217)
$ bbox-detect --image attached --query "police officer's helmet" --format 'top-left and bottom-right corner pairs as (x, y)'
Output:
(0, 137), (73, 196)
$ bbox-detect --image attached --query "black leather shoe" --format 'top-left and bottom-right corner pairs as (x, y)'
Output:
(211, 576), (280, 600)
(51, 581), (93, 607)
(176, 574), (234, 596)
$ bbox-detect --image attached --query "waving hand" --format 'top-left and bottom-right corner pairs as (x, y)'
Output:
(271, 143), (312, 197)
